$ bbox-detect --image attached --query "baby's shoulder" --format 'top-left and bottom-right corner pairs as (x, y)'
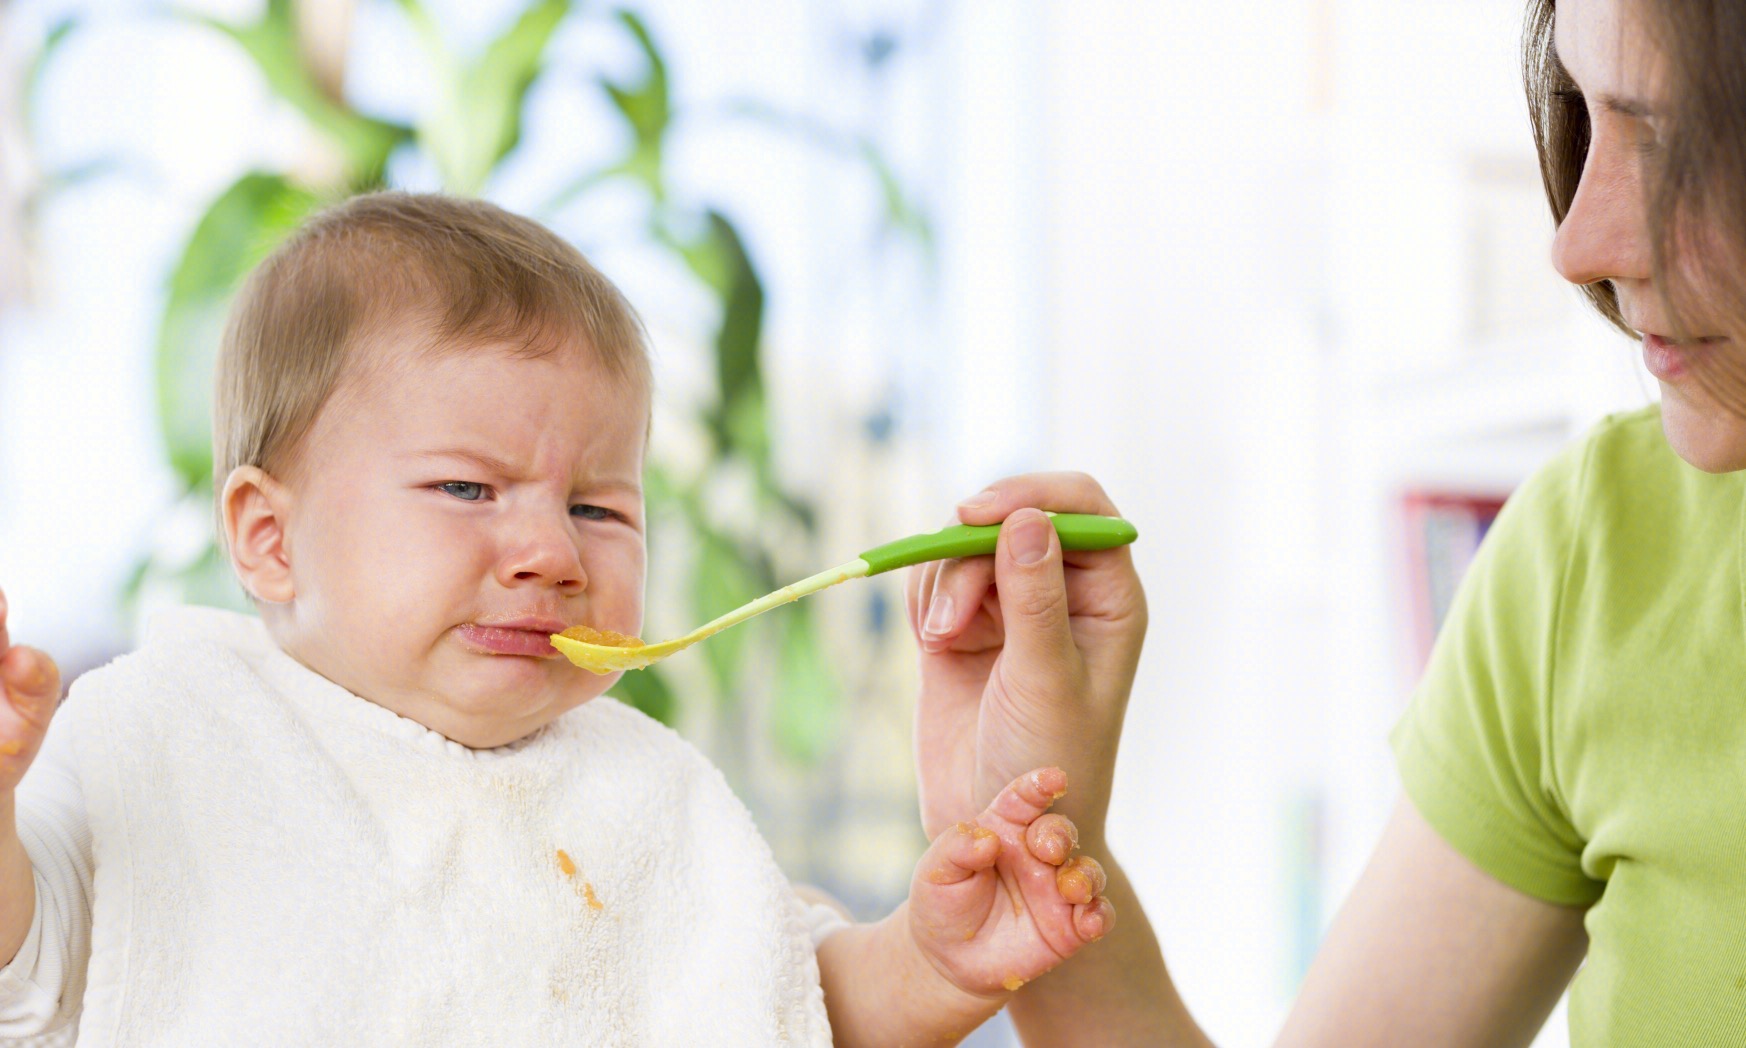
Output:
(61, 627), (263, 730)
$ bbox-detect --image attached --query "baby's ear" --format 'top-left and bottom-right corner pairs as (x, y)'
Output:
(221, 466), (295, 604)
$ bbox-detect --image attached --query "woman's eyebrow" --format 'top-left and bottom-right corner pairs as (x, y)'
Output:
(1551, 41), (1655, 116)
(1596, 93), (1654, 118)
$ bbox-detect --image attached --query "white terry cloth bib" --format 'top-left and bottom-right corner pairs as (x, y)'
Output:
(58, 607), (829, 1047)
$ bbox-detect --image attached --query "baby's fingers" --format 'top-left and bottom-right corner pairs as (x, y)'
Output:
(0, 645), (60, 736)
(983, 767), (1068, 831)
(1056, 855), (1106, 906)
(919, 821), (1002, 887)
(1072, 896), (1116, 944)
(1025, 813), (1079, 866)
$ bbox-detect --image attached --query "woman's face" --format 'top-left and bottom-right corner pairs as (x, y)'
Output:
(1551, 0), (1746, 472)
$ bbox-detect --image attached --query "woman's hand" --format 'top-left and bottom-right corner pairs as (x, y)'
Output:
(904, 472), (1147, 844)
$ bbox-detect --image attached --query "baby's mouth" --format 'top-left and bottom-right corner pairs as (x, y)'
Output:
(455, 622), (566, 658)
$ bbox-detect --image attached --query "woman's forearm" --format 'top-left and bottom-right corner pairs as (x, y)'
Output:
(1006, 845), (1212, 1047)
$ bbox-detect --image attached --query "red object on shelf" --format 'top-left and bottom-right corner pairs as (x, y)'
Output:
(1400, 490), (1510, 672)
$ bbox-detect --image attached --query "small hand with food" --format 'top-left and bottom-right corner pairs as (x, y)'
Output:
(0, 588), (60, 792)
(906, 767), (1113, 997)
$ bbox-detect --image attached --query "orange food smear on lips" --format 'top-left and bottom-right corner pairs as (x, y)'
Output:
(557, 625), (645, 648)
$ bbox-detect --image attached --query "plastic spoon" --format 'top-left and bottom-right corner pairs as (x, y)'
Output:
(550, 513), (1138, 674)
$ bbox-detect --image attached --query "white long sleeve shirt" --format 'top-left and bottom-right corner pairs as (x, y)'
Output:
(0, 608), (844, 1046)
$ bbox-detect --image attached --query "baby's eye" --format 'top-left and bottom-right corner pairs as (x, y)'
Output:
(571, 504), (618, 522)
(438, 481), (489, 502)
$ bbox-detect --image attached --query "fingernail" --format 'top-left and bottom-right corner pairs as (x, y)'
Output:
(957, 489), (997, 511)
(1089, 911), (1109, 941)
(922, 593), (956, 637)
(1010, 513), (1050, 566)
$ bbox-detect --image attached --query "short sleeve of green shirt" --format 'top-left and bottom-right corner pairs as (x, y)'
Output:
(1390, 405), (1746, 1042)
(1391, 427), (1603, 907)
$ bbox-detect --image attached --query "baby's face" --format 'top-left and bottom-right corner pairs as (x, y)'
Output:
(269, 337), (647, 748)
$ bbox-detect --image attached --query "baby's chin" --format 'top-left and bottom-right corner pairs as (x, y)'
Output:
(433, 656), (611, 743)
(339, 646), (602, 749)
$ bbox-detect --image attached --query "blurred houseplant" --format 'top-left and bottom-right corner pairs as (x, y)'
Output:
(33, 0), (928, 762)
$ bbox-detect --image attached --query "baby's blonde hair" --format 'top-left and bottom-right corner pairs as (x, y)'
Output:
(213, 191), (651, 484)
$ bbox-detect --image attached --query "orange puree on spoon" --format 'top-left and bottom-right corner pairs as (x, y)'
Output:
(557, 625), (645, 648)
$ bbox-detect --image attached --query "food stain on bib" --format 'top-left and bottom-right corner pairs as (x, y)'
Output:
(555, 848), (606, 911)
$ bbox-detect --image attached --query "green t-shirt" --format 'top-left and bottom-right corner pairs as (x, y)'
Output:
(1392, 404), (1746, 1045)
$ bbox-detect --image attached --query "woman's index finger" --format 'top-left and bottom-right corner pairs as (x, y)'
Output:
(955, 472), (1122, 527)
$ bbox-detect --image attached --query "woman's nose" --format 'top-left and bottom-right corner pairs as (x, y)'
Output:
(497, 520), (587, 591)
(1551, 129), (1653, 289)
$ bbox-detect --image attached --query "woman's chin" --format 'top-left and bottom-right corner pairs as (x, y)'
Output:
(1660, 389), (1746, 473)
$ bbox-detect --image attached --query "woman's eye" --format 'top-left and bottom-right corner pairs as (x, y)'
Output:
(1636, 121), (1667, 158)
(571, 504), (617, 522)
(438, 481), (488, 502)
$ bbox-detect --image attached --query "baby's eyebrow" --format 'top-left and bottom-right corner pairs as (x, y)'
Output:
(405, 448), (642, 494)
(405, 447), (521, 476)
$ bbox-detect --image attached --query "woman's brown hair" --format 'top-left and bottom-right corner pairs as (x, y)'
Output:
(1524, 0), (1746, 412)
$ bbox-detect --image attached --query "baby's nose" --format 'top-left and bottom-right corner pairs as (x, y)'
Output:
(499, 529), (587, 590)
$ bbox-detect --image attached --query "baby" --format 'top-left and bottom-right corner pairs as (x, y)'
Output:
(0, 193), (1111, 1045)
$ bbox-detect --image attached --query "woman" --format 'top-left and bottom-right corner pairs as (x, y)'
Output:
(906, 0), (1746, 1043)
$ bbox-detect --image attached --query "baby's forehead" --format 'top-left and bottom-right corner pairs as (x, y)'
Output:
(304, 332), (649, 459)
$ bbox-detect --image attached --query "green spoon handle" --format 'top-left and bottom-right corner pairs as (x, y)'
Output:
(857, 513), (1138, 577)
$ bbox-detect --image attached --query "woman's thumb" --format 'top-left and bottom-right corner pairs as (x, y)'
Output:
(993, 510), (1081, 690)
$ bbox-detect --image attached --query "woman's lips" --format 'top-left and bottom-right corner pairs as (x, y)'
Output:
(455, 624), (561, 657)
(1642, 334), (1727, 381)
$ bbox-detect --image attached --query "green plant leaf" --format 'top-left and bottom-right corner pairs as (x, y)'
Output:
(191, 0), (410, 185)
(858, 140), (935, 253)
(772, 609), (838, 762)
(720, 98), (935, 253)
(415, 0), (573, 194)
(658, 217), (727, 296)
(538, 164), (625, 218)
(157, 172), (321, 489)
(609, 665), (678, 725)
(390, 0), (451, 68)
(700, 212), (766, 460)
(691, 527), (764, 697)
(604, 9), (669, 142)
(23, 16), (78, 138)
